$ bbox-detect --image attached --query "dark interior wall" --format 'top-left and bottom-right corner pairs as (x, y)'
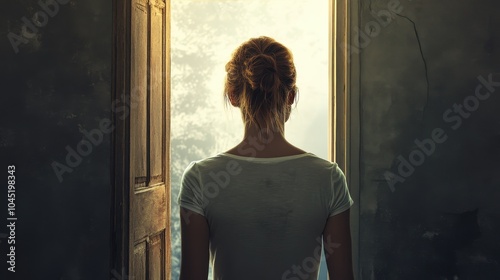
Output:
(0, 1), (112, 279)
(358, 0), (500, 279)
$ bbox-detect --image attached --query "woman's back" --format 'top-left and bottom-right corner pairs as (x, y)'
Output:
(178, 152), (353, 279)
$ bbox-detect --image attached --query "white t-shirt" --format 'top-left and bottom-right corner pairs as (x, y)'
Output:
(177, 152), (354, 280)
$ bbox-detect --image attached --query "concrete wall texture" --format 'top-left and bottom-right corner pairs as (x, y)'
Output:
(0, 0), (112, 279)
(358, 0), (500, 279)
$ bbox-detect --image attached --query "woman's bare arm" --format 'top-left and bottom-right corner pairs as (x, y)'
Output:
(179, 207), (210, 280)
(323, 209), (354, 280)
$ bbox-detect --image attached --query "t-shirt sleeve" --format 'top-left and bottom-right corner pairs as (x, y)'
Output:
(177, 161), (205, 216)
(328, 163), (354, 217)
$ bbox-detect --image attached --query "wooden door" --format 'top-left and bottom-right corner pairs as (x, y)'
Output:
(112, 0), (171, 279)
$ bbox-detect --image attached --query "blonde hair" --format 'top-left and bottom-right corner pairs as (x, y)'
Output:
(224, 36), (298, 134)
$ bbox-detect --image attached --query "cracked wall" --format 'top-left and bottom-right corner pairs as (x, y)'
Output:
(358, 0), (500, 278)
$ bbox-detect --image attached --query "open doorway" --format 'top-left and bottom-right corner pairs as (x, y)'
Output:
(170, 1), (329, 279)
(110, 0), (356, 279)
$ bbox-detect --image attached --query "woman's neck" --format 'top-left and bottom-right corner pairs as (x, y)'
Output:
(225, 123), (305, 158)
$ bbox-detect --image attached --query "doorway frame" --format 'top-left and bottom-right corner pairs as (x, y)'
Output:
(329, 0), (360, 278)
(110, 0), (360, 278)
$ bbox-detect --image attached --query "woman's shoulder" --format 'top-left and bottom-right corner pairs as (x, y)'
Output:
(186, 147), (339, 171)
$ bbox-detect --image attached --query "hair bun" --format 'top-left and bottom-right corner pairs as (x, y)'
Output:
(243, 53), (280, 94)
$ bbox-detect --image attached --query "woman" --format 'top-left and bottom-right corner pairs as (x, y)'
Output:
(178, 36), (354, 280)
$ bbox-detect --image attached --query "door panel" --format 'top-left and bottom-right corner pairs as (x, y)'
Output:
(112, 0), (171, 279)
(131, 0), (148, 187)
(150, 0), (166, 185)
(132, 186), (167, 241)
(133, 241), (147, 280)
(148, 233), (165, 279)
